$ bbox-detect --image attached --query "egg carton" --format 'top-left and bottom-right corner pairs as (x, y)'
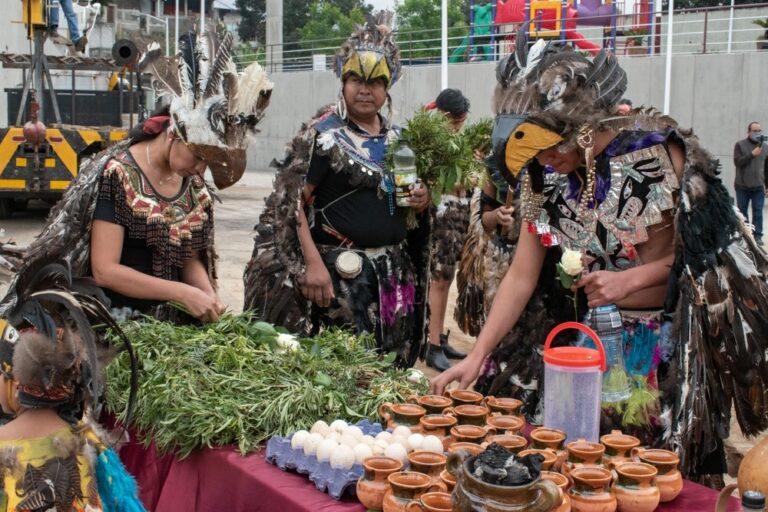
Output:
(265, 419), (384, 501)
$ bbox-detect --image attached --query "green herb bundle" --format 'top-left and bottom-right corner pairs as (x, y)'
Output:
(105, 314), (426, 457)
(458, 118), (493, 189)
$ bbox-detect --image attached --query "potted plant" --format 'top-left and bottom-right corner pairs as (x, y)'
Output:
(624, 28), (649, 56)
(753, 18), (768, 50)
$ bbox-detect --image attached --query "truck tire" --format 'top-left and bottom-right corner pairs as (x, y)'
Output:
(0, 198), (12, 219)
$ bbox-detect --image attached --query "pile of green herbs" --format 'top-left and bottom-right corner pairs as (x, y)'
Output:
(105, 314), (426, 458)
(386, 112), (493, 205)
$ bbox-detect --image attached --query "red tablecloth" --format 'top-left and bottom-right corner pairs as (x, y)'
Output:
(119, 438), (740, 512)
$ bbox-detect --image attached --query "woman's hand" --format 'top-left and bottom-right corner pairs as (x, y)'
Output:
(429, 354), (484, 395)
(494, 206), (515, 227)
(408, 182), (430, 212)
(576, 271), (632, 308)
(298, 260), (335, 307)
(180, 287), (223, 322)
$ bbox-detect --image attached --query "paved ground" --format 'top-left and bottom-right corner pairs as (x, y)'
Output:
(0, 171), (763, 480)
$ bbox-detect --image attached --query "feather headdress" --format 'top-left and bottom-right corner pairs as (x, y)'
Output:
(139, 24), (274, 189)
(334, 11), (401, 89)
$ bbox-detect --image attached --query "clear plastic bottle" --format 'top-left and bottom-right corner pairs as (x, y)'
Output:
(392, 142), (417, 207)
(742, 491), (766, 512)
(579, 304), (631, 404)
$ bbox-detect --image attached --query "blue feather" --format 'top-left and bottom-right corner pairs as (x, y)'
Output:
(95, 448), (146, 512)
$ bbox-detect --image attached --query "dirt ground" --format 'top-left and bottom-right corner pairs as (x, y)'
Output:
(0, 172), (762, 482)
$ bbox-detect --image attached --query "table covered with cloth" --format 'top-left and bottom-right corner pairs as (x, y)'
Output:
(119, 437), (740, 512)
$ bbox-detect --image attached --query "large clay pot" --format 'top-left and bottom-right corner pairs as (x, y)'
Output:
(567, 439), (605, 465)
(420, 414), (458, 448)
(449, 404), (491, 426)
(611, 462), (660, 512)
(447, 442), (485, 457)
(631, 448), (682, 503)
(530, 427), (568, 471)
(379, 403), (427, 430)
(444, 389), (485, 406)
(407, 451), (448, 493)
(485, 396), (524, 417)
(737, 435), (768, 500)
(404, 492), (453, 512)
(482, 435), (528, 454)
(541, 470), (571, 512)
(486, 415), (525, 436)
(447, 450), (561, 512)
(518, 449), (558, 471)
(449, 424), (489, 447)
(383, 471), (436, 512)
(568, 466), (617, 512)
(357, 456), (404, 511)
(600, 430), (640, 469)
(409, 395), (454, 415)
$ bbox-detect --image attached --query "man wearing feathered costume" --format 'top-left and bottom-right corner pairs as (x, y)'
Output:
(243, 13), (431, 367)
(0, 25), (273, 323)
(433, 39), (768, 486)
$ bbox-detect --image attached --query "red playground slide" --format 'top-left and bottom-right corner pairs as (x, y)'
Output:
(565, 30), (601, 55)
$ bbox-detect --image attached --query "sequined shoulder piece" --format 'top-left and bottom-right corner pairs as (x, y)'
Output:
(528, 143), (679, 270)
(99, 153), (214, 279)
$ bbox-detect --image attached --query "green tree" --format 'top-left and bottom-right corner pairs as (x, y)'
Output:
(395, 0), (469, 61)
(297, 1), (370, 49)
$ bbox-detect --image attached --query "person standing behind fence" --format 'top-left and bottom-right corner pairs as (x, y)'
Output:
(733, 121), (768, 245)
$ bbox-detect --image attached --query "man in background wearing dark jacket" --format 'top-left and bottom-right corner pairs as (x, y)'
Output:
(733, 121), (768, 245)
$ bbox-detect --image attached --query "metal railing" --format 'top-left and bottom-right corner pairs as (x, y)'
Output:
(235, 2), (768, 73)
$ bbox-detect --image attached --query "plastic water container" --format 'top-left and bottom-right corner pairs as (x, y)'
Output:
(580, 305), (631, 404)
(543, 322), (606, 443)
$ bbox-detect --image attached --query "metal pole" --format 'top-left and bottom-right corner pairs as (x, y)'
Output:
(175, 0), (179, 54)
(702, 10), (708, 54)
(200, 0), (205, 33)
(71, 69), (76, 124)
(663, 0), (673, 115)
(441, 0), (448, 90)
(165, 17), (170, 56)
(727, 0), (734, 53)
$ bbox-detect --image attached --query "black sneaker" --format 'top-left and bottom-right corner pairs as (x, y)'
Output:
(440, 331), (467, 359)
(426, 344), (452, 372)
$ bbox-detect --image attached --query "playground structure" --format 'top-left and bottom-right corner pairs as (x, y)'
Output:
(451, 0), (655, 61)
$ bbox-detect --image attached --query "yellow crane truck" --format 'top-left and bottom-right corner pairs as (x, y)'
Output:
(0, 0), (143, 218)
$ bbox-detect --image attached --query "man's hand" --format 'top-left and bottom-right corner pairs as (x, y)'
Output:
(429, 355), (484, 395)
(407, 182), (430, 212)
(298, 260), (335, 307)
(753, 145), (763, 157)
(575, 271), (631, 308)
(495, 206), (515, 227)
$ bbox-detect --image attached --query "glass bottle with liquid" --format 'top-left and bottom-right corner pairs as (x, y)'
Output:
(392, 142), (417, 207)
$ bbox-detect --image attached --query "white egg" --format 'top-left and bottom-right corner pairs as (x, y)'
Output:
(375, 431), (393, 443)
(325, 432), (341, 442)
(353, 443), (374, 465)
(421, 435), (444, 454)
(344, 425), (364, 440)
(407, 433), (425, 452)
(330, 444), (355, 470)
(374, 438), (390, 450)
(339, 434), (358, 448)
(384, 442), (409, 464)
(311, 420), (330, 436)
(330, 419), (348, 434)
(391, 435), (409, 449)
(372, 444), (385, 455)
(316, 438), (338, 462)
(393, 426), (412, 438)
(291, 430), (310, 450)
(362, 435), (376, 446)
(303, 433), (324, 456)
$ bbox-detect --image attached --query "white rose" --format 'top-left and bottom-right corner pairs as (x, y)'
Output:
(406, 369), (425, 384)
(276, 333), (300, 352)
(560, 249), (583, 276)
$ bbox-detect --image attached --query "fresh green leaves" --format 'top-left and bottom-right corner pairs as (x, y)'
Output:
(105, 314), (426, 458)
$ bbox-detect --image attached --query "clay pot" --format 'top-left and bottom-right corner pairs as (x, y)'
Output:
(568, 466), (617, 512)
(420, 414), (458, 448)
(449, 404), (491, 426)
(737, 435), (768, 501)
(447, 450), (562, 512)
(357, 456), (404, 511)
(631, 448), (682, 503)
(567, 439), (605, 465)
(541, 471), (571, 512)
(379, 402), (427, 430)
(485, 396), (524, 417)
(530, 427), (567, 451)
(408, 395), (454, 415)
(482, 434), (528, 454)
(600, 430), (640, 469)
(383, 471), (437, 512)
(444, 389), (484, 406)
(404, 492), (453, 512)
(486, 415), (525, 435)
(407, 451), (448, 493)
(449, 425), (488, 447)
(447, 442), (485, 457)
(611, 462), (660, 512)
(439, 469), (456, 493)
(518, 448), (558, 470)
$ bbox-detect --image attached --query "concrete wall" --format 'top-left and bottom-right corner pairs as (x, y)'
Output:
(247, 51), (768, 194)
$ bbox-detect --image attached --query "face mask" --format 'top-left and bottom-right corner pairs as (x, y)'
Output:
(750, 131), (763, 142)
